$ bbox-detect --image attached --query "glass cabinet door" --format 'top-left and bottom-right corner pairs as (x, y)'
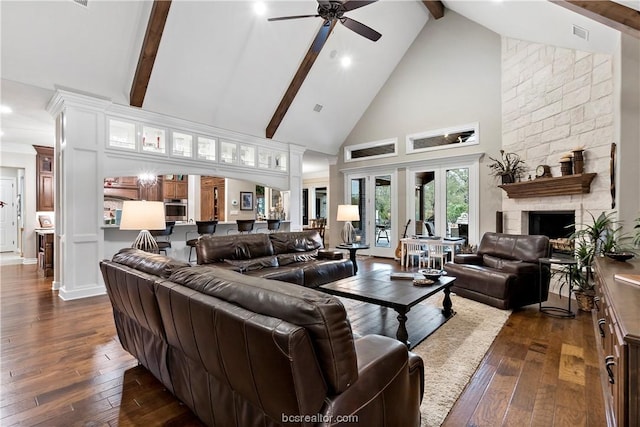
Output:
(197, 136), (216, 161)
(108, 119), (136, 150)
(220, 141), (237, 164)
(258, 149), (272, 169)
(142, 126), (166, 154)
(239, 144), (255, 167)
(172, 132), (193, 158)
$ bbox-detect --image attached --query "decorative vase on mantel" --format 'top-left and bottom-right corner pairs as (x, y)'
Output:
(572, 149), (584, 174)
(501, 174), (515, 185)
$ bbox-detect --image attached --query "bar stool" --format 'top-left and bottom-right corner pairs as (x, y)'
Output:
(186, 220), (217, 263)
(236, 219), (255, 234)
(150, 221), (175, 255)
(267, 219), (281, 232)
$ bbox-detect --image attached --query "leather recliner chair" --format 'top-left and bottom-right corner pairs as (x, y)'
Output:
(444, 232), (551, 309)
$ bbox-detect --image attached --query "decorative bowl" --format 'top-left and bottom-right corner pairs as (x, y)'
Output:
(419, 269), (446, 281)
(605, 252), (635, 262)
(413, 278), (434, 287)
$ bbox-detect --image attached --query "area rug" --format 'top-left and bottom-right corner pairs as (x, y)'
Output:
(411, 294), (511, 427)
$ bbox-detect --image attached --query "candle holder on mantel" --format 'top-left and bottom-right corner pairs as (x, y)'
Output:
(572, 148), (584, 174)
(560, 156), (573, 176)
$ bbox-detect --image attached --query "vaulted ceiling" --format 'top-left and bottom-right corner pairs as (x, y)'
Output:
(1, 0), (638, 166)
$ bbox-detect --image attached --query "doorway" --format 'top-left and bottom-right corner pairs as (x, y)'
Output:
(0, 177), (17, 253)
(347, 172), (396, 257)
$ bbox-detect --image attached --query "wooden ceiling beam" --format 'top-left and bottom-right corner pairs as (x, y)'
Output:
(422, 1), (445, 19)
(266, 20), (337, 140)
(130, 0), (172, 108)
(550, 0), (640, 38)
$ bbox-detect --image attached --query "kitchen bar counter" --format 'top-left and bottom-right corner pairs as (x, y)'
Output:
(103, 220), (290, 262)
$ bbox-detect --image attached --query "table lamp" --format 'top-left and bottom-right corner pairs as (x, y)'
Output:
(119, 200), (166, 253)
(337, 204), (360, 244)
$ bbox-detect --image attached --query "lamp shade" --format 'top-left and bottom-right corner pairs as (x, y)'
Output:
(337, 204), (360, 222)
(119, 201), (166, 231)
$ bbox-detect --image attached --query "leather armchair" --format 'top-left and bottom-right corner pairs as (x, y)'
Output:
(444, 232), (551, 309)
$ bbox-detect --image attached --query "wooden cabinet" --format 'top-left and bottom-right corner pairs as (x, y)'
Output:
(139, 176), (162, 201)
(104, 176), (140, 200)
(593, 257), (640, 427)
(34, 145), (54, 211)
(36, 231), (54, 277)
(163, 175), (188, 200)
(200, 176), (224, 221)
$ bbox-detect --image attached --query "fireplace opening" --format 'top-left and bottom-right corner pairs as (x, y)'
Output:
(528, 211), (575, 255)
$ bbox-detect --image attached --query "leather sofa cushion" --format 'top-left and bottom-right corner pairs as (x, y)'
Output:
(269, 230), (323, 255)
(246, 265), (305, 286)
(277, 251), (318, 266)
(168, 265), (358, 393)
(224, 256), (279, 272)
(445, 263), (515, 299)
(196, 234), (274, 264)
(112, 248), (190, 278)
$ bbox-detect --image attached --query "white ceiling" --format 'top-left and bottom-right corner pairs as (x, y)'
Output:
(0, 0), (633, 173)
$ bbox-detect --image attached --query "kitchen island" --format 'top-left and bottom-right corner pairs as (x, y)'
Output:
(103, 220), (291, 262)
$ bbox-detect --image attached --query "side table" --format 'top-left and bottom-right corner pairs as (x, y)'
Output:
(539, 257), (578, 318)
(336, 243), (370, 274)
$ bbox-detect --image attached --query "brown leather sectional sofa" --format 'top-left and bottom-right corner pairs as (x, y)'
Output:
(195, 230), (354, 288)
(444, 232), (551, 309)
(100, 248), (424, 426)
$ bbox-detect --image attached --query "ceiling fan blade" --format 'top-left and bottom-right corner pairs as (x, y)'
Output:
(340, 17), (381, 41)
(268, 14), (319, 22)
(311, 20), (333, 53)
(342, 0), (378, 12)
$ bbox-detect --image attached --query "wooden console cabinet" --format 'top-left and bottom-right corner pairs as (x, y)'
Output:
(36, 231), (54, 277)
(593, 257), (640, 427)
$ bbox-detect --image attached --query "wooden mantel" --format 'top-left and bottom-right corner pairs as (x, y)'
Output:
(499, 173), (597, 198)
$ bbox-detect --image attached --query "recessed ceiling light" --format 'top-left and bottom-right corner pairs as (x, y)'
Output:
(341, 56), (352, 68)
(254, 1), (267, 16)
(0, 105), (13, 114)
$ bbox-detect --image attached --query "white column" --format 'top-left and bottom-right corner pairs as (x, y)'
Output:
(48, 91), (108, 300)
(288, 144), (306, 231)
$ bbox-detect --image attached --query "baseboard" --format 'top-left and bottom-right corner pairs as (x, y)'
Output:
(22, 258), (37, 265)
(58, 284), (106, 300)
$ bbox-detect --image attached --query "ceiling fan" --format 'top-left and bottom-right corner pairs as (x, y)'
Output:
(268, 0), (381, 42)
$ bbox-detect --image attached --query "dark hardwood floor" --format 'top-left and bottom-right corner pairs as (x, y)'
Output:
(0, 256), (605, 426)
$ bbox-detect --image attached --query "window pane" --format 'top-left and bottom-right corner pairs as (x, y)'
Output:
(446, 168), (469, 240)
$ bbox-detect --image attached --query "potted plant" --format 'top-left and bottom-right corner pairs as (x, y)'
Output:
(568, 211), (633, 310)
(634, 216), (640, 248)
(487, 150), (527, 184)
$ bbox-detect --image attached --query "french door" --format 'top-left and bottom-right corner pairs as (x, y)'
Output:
(408, 158), (478, 245)
(346, 171), (397, 257)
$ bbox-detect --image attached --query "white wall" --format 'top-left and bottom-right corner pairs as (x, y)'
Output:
(332, 11), (502, 245)
(617, 33), (640, 233)
(0, 147), (37, 260)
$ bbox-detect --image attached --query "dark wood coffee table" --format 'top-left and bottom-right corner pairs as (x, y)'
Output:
(321, 272), (456, 349)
